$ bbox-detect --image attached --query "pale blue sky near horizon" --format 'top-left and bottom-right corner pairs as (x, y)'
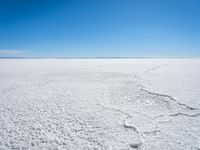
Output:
(0, 0), (200, 57)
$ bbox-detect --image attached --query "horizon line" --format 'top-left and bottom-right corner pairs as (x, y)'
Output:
(0, 56), (200, 59)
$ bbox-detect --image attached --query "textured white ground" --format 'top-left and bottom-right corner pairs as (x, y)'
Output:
(0, 59), (200, 150)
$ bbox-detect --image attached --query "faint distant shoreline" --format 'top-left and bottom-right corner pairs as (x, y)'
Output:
(0, 57), (199, 59)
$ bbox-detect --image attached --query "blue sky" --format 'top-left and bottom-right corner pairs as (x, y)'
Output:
(0, 0), (200, 57)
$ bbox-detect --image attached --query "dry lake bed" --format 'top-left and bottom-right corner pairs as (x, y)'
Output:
(0, 59), (200, 150)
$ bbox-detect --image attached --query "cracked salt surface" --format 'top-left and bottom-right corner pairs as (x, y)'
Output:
(0, 59), (200, 150)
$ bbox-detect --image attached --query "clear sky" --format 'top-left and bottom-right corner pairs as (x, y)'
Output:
(0, 0), (200, 57)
